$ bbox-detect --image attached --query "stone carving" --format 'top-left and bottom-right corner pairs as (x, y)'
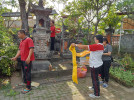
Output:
(31, 3), (52, 60)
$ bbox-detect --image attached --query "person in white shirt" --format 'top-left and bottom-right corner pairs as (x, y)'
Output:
(71, 35), (104, 98)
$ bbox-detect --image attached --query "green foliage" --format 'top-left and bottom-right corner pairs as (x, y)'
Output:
(4, 89), (20, 97)
(0, 46), (18, 76)
(0, 4), (18, 76)
(116, 0), (134, 28)
(0, 82), (11, 90)
(110, 67), (134, 87)
(64, 16), (79, 35)
(82, 38), (88, 45)
(1, 81), (20, 97)
(99, 4), (123, 30)
(120, 53), (134, 71)
(117, 0), (134, 13)
(61, 0), (117, 40)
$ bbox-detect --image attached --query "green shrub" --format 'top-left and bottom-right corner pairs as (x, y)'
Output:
(120, 53), (134, 71)
(0, 45), (18, 76)
(0, 6), (18, 76)
(82, 38), (89, 45)
(110, 67), (134, 87)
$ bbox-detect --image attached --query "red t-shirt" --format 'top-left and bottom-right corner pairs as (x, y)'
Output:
(89, 44), (104, 51)
(19, 37), (35, 61)
(50, 26), (55, 37)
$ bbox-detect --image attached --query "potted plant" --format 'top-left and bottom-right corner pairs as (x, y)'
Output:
(77, 65), (87, 78)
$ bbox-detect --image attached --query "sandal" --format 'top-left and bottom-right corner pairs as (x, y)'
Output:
(21, 88), (32, 94)
(18, 83), (26, 86)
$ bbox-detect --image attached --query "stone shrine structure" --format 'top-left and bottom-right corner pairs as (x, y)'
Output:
(31, 6), (52, 59)
(30, 1), (52, 72)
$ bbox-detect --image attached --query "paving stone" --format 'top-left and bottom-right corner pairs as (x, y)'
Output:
(1, 76), (134, 100)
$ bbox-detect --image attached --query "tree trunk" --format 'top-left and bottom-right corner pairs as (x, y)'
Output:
(94, 21), (99, 35)
(39, 0), (44, 7)
(18, 0), (29, 33)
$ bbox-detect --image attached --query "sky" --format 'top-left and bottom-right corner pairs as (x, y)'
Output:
(46, 0), (73, 13)
(1, 0), (73, 13)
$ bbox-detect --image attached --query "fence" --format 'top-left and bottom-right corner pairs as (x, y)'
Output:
(104, 35), (120, 46)
(111, 35), (120, 46)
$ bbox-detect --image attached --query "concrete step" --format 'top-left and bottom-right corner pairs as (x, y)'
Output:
(31, 58), (73, 79)
(19, 55), (91, 80)
(31, 65), (91, 80)
(31, 69), (72, 79)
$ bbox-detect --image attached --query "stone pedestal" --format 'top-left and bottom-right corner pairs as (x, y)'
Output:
(30, 4), (52, 75)
(32, 60), (51, 71)
(33, 28), (51, 60)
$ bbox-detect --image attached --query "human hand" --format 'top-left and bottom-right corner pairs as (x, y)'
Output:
(26, 57), (30, 64)
(11, 57), (17, 61)
(71, 43), (76, 47)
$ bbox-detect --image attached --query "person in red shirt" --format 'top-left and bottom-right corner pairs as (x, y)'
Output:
(50, 20), (55, 51)
(11, 30), (35, 94)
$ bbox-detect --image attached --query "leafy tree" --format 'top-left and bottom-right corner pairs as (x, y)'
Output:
(6, 0), (41, 33)
(117, 0), (134, 25)
(99, 4), (123, 32)
(61, 0), (115, 42)
(0, 3), (18, 76)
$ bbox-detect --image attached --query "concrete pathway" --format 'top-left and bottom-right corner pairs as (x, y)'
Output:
(0, 72), (134, 100)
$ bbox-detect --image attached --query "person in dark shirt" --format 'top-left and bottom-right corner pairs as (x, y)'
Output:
(33, 24), (36, 33)
(100, 38), (112, 88)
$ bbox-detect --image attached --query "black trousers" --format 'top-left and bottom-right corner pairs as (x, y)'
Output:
(100, 60), (111, 83)
(22, 61), (32, 89)
(91, 67), (100, 96)
(50, 37), (55, 51)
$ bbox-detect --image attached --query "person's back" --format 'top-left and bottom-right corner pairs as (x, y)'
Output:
(71, 34), (104, 98)
(89, 43), (104, 68)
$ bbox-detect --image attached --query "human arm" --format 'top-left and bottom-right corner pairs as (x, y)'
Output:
(103, 52), (111, 56)
(11, 50), (20, 61)
(103, 45), (112, 56)
(25, 48), (34, 64)
(71, 43), (89, 50)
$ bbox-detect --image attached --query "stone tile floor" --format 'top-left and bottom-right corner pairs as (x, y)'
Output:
(0, 74), (134, 100)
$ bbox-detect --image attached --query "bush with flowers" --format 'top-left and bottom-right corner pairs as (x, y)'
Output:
(110, 67), (134, 87)
(109, 53), (134, 87)
(120, 53), (134, 71)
